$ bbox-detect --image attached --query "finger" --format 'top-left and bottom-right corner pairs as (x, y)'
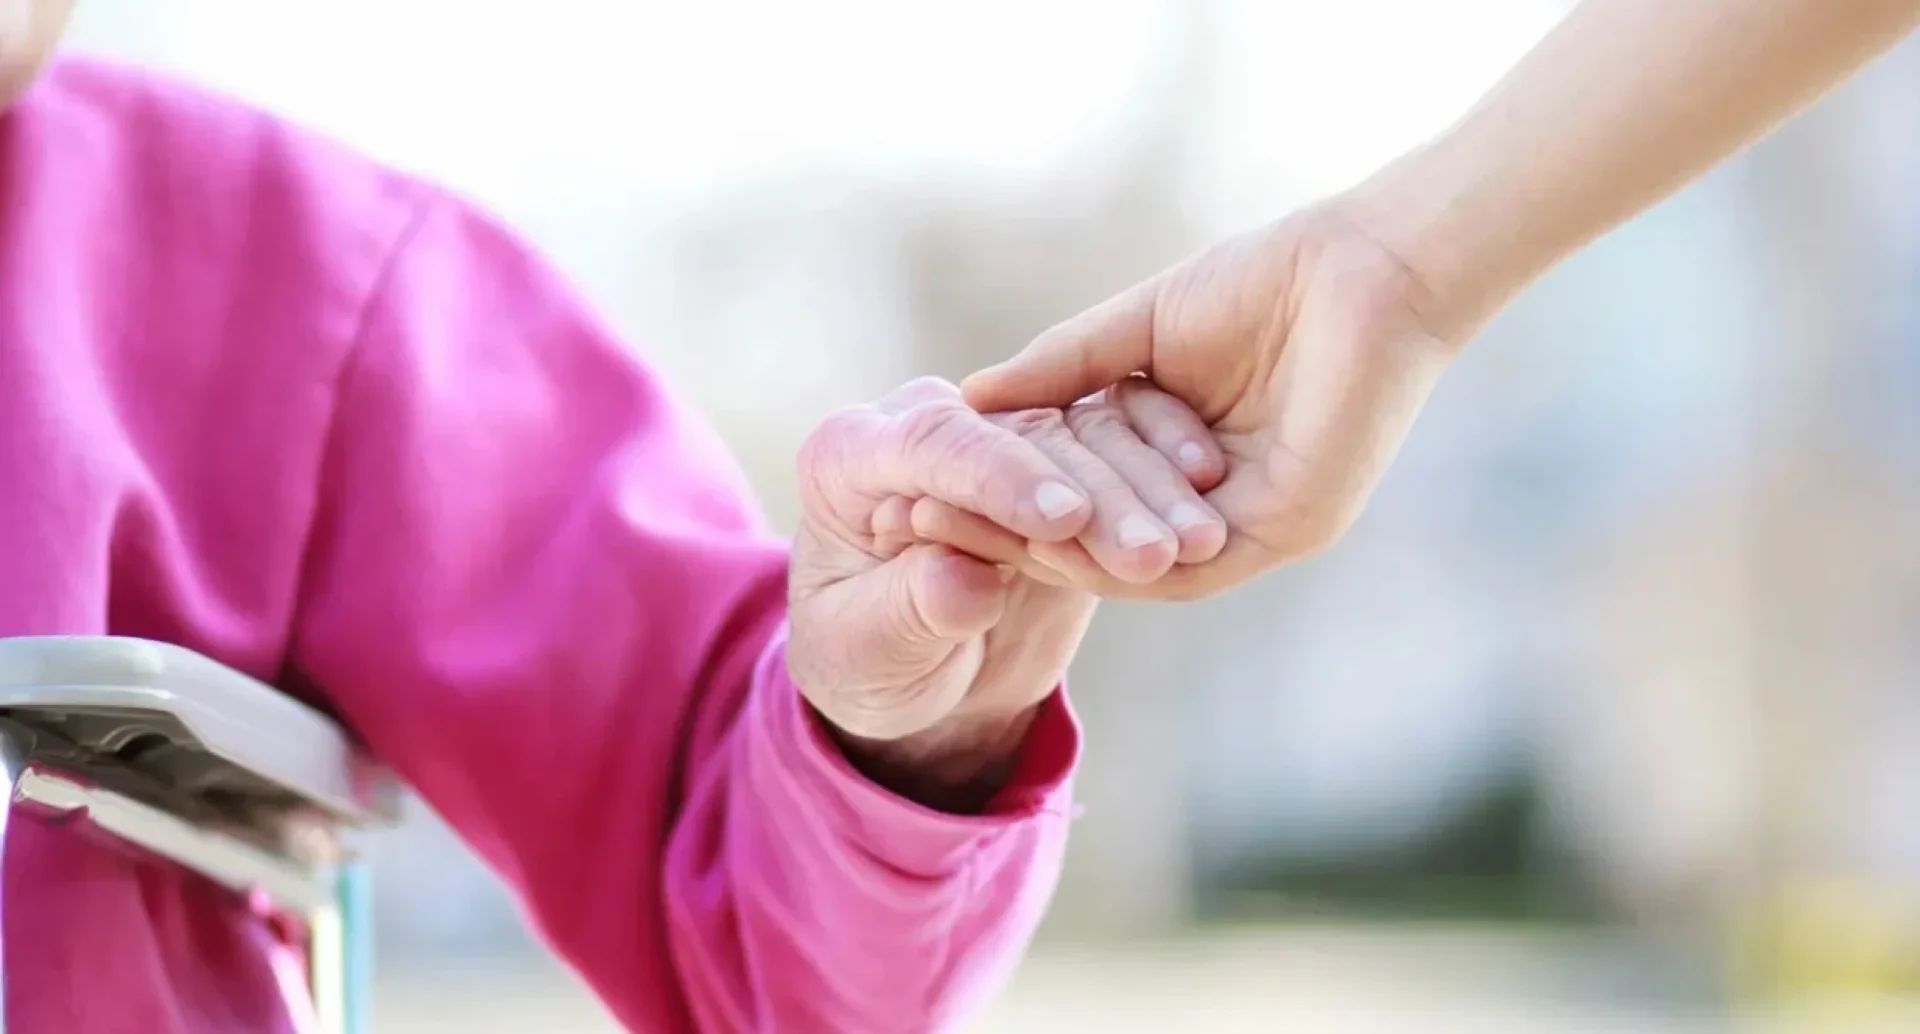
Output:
(793, 544), (1006, 738)
(1027, 538), (1108, 590)
(869, 496), (918, 560)
(876, 495), (1069, 588)
(992, 409), (1178, 584)
(1024, 530), (1265, 602)
(1064, 400), (1227, 565)
(960, 278), (1159, 412)
(905, 497), (1024, 567)
(1030, 532), (1274, 602)
(876, 375), (964, 415)
(1106, 377), (1226, 491)
(895, 543), (1009, 642)
(809, 396), (1093, 542)
(905, 498), (1077, 589)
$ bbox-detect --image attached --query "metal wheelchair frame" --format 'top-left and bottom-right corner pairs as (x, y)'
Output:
(0, 637), (398, 1034)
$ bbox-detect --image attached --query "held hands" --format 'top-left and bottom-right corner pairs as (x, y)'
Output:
(788, 201), (1465, 803)
(961, 204), (1462, 600)
(786, 377), (1223, 809)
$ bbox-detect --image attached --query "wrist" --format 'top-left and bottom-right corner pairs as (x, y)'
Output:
(824, 703), (1040, 815)
(1335, 128), (1545, 348)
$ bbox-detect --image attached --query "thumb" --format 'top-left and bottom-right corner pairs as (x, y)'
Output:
(793, 545), (1012, 740)
(961, 278), (1158, 412)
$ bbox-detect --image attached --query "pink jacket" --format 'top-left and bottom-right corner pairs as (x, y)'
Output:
(0, 58), (1077, 1033)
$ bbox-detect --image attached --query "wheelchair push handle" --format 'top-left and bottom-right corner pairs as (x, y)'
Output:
(0, 636), (400, 1034)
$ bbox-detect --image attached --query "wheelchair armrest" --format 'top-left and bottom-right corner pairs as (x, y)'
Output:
(0, 636), (400, 828)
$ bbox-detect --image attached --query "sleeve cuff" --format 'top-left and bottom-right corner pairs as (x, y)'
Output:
(745, 630), (1080, 873)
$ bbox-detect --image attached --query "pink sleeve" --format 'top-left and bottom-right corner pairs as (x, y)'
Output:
(287, 193), (1079, 1032)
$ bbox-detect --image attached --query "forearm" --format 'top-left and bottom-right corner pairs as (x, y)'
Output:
(668, 635), (1079, 1032)
(1345, 0), (1920, 342)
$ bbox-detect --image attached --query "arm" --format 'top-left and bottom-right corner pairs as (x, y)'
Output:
(1348, 0), (1920, 342)
(289, 194), (1077, 1032)
(955, 0), (1920, 598)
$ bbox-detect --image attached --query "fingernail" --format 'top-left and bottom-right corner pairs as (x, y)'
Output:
(1177, 442), (1208, 469)
(1167, 503), (1213, 530)
(1034, 481), (1086, 520)
(1117, 514), (1169, 550)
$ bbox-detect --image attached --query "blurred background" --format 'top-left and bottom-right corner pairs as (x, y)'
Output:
(59, 0), (1920, 1030)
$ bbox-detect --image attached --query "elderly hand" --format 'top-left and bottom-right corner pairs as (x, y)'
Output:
(958, 204), (1459, 601)
(787, 376), (1223, 810)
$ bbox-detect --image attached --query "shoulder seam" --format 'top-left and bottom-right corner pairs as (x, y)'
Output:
(278, 185), (446, 679)
(335, 186), (446, 389)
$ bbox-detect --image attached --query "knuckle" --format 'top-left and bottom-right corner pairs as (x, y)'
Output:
(882, 375), (962, 412)
(894, 399), (976, 455)
(801, 406), (868, 462)
(893, 402), (1009, 506)
(898, 374), (958, 397)
(796, 407), (865, 495)
(1063, 401), (1128, 439)
(991, 406), (1070, 442)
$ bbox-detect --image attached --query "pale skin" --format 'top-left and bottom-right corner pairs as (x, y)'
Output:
(956, 0), (1920, 603)
(11, 0), (1920, 808)
(0, 3), (1237, 811)
(787, 377), (1225, 810)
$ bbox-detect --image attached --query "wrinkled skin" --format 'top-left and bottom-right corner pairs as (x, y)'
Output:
(786, 377), (1223, 805)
